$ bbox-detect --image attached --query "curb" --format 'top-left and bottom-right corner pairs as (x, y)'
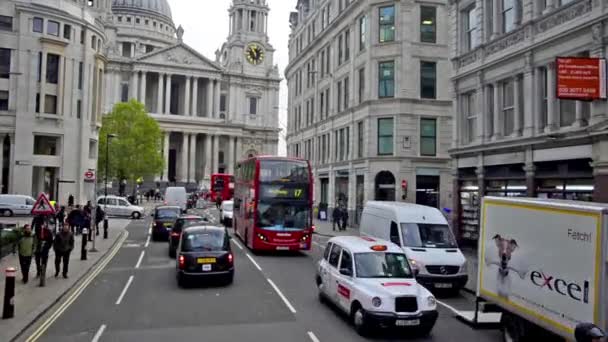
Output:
(9, 229), (128, 342)
(313, 232), (336, 238)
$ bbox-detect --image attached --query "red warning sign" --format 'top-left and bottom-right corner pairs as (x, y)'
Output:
(31, 193), (55, 216)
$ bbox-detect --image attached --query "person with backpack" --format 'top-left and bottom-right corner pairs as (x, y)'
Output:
(53, 224), (74, 278)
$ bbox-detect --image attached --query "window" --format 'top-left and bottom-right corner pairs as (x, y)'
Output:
(344, 29), (350, 61)
(249, 97), (258, 115)
(344, 76), (350, 109)
(560, 100), (576, 127)
(420, 118), (437, 156)
(122, 42), (131, 57)
(0, 48), (10, 79)
(89, 140), (98, 159)
(220, 94), (226, 112)
(357, 121), (364, 158)
(337, 80), (342, 112)
(323, 242), (333, 260)
(325, 89), (330, 116)
(320, 91), (325, 119)
(76, 100), (81, 119)
(0, 16), (13, 31)
(420, 6), (436, 43)
(121, 83), (129, 102)
(359, 16), (366, 51)
(320, 50), (326, 77)
(63, 24), (71, 39)
(46, 54), (60, 84)
(78, 62), (83, 90)
(420, 61), (436, 99)
(503, 0), (515, 33)
(127, 17), (132, 23)
(464, 92), (477, 143)
(44, 95), (57, 114)
(339, 128), (345, 160)
(340, 250), (353, 274)
(145, 19), (149, 25)
(378, 61), (395, 98)
(33, 17), (43, 33)
(338, 34), (343, 65)
(80, 28), (85, 44)
(0, 91), (8, 111)
(390, 221), (401, 246)
(378, 118), (394, 155)
(91, 35), (96, 49)
(136, 18), (140, 24)
(358, 68), (365, 104)
(502, 80), (515, 136)
(145, 44), (154, 53)
(379, 6), (395, 43)
(33, 136), (59, 155)
(47, 20), (59, 36)
(464, 6), (479, 51)
(540, 66), (548, 130)
(326, 46), (331, 75)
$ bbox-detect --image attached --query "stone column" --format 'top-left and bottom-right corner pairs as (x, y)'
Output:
(492, 82), (502, 140)
(475, 73), (485, 142)
(189, 134), (196, 183)
(191, 77), (198, 116)
(450, 81), (459, 147)
(140, 71), (147, 108)
(132, 71), (139, 101)
(181, 133), (189, 182)
(513, 0), (522, 26)
(228, 136), (236, 174)
(206, 79), (213, 117)
(204, 134), (212, 179)
(235, 137), (242, 163)
(57, 56), (65, 116)
(492, 0), (501, 39)
(524, 163), (536, 197)
(184, 76), (191, 116)
(163, 132), (170, 181)
(545, 62), (557, 132)
(157, 73), (164, 114)
(39, 52), (48, 113)
(523, 67), (535, 136)
(214, 79), (221, 117)
(0, 135), (4, 193)
(165, 74), (172, 115)
(211, 134), (219, 174)
(573, 101), (586, 127)
(513, 75), (522, 137)
(8, 134), (14, 193)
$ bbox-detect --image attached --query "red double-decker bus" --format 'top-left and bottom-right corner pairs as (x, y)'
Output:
(210, 174), (234, 201)
(233, 156), (313, 251)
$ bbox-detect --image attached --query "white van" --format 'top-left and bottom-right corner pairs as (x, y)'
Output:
(164, 187), (187, 211)
(0, 194), (36, 216)
(360, 201), (467, 291)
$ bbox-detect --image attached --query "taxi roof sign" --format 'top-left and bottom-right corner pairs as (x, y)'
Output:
(370, 245), (388, 252)
(31, 193), (55, 215)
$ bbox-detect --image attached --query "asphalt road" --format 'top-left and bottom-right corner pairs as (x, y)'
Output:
(22, 205), (503, 342)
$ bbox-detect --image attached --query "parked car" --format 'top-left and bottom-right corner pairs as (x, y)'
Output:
(169, 215), (210, 258)
(0, 194), (36, 217)
(220, 200), (233, 227)
(176, 226), (234, 287)
(165, 187), (187, 212)
(97, 195), (145, 219)
(151, 206), (181, 241)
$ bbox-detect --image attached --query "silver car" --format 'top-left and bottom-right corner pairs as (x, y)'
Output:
(97, 195), (144, 219)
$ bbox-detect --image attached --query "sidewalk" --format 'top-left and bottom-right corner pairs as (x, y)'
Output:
(0, 218), (130, 342)
(313, 218), (357, 237)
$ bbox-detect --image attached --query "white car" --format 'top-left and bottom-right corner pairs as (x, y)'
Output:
(220, 200), (233, 227)
(97, 195), (145, 219)
(0, 194), (36, 216)
(316, 236), (438, 336)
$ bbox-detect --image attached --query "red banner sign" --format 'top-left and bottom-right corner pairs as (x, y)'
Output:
(556, 57), (607, 100)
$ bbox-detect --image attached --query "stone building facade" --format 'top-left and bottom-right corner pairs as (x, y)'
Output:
(285, 0), (453, 223)
(449, 0), (608, 244)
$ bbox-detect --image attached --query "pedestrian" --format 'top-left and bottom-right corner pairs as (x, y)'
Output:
(341, 206), (349, 231)
(66, 206), (77, 234)
(215, 195), (222, 209)
(68, 194), (74, 208)
(17, 224), (35, 283)
(332, 207), (342, 231)
(34, 221), (54, 280)
(84, 201), (92, 241)
(55, 206), (66, 231)
(53, 224), (74, 278)
(95, 205), (105, 236)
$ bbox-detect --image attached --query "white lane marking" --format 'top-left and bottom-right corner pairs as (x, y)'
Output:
(115, 275), (134, 305)
(246, 253), (262, 271)
(91, 324), (107, 342)
(267, 278), (297, 314)
(148, 227), (151, 235)
(307, 331), (320, 342)
(135, 251), (145, 269)
(436, 299), (461, 315)
(231, 239), (243, 250)
(144, 235), (151, 248)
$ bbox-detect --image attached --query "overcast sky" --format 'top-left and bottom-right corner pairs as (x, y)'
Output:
(169, 0), (293, 156)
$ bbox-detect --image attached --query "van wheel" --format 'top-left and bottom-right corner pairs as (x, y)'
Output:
(501, 312), (526, 342)
(3, 209), (13, 217)
(132, 212), (141, 220)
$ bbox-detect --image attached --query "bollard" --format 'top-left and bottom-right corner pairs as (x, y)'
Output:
(2, 267), (16, 319)
(103, 219), (108, 239)
(81, 228), (88, 260)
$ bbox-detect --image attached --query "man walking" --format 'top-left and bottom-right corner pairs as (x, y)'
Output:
(34, 222), (53, 280)
(55, 206), (66, 231)
(95, 205), (105, 236)
(17, 224), (35, 283)
(53, 224), (74, 278)
(332, 206), (342, 231)
(341, 206), (349, 231)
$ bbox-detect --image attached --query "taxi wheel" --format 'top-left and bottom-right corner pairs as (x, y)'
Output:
(316, 279), (326, 304)
(352, 306), (370, 336)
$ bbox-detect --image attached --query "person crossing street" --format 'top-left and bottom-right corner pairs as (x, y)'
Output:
(53, 224), (74, 279)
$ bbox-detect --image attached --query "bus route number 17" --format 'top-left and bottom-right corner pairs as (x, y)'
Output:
(294, 189), (303, 198)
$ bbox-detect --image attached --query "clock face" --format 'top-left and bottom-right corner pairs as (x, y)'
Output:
(245, 43), (265, 65)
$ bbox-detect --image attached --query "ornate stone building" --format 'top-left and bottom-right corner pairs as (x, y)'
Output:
(449, 0), (608, 244)
(104, 0), (281, 188)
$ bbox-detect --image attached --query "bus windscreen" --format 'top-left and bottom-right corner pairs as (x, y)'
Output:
(259, 160), (309, 183)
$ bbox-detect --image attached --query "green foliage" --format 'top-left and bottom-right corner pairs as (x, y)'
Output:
(98, 100), (164, 184)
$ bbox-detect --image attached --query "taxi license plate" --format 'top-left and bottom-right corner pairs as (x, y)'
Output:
(396, 319), (420, 327)
(435, 283), (452, 289)
(197, 258), (216, 264)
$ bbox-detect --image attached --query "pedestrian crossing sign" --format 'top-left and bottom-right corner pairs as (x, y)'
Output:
(31, 193), (55, 216)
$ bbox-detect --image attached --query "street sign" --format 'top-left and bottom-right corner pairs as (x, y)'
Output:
(31, 193), (55, 216)
(84, 170), (96, 182)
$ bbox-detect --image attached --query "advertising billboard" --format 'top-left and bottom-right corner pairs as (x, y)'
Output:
(478, 198), (602, 336)
(556, 57), (607, 100)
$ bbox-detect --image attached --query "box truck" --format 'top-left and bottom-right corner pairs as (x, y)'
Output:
(477, 197), (607, 341)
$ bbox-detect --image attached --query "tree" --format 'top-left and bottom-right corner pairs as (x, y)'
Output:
(98, 100), (164, 188)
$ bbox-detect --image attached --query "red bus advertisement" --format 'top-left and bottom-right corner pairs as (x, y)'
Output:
(210, 174), (234, 201)
(233, 156), (313, 251)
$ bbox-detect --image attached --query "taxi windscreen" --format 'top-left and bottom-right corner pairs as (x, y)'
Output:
(354, 253), (414, 279)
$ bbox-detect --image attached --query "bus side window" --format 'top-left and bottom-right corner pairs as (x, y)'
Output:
(390, 221), (401, 246)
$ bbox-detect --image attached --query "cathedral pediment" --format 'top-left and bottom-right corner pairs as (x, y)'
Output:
(137, 43), (223, 73)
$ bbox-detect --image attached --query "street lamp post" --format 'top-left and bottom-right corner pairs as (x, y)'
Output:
(103, 133), (117, 239)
